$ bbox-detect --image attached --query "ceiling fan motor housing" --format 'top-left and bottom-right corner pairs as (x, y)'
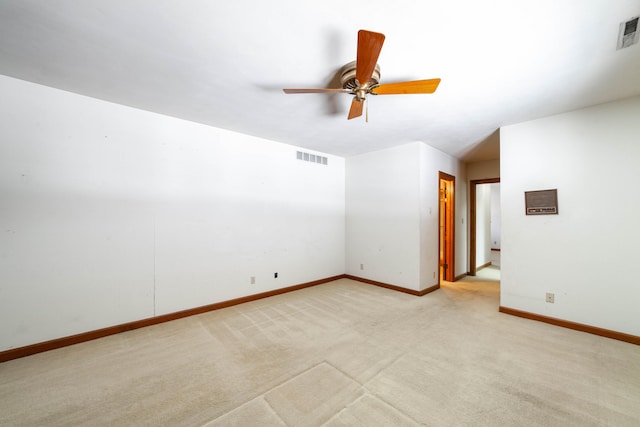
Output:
(340, 60), (380, 91)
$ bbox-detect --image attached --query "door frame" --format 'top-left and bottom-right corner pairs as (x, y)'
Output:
(438, 172), (455, 282)
(469, 178), (500, 276)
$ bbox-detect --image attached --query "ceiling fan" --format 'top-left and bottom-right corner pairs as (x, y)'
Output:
(283, 30), (441, 120)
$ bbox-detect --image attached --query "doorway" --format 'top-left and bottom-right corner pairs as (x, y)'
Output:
(439, 172), (455, 282)
(469, 178), (500, 276)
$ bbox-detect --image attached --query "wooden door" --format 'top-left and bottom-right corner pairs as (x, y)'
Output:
(439, 172), (455, 281)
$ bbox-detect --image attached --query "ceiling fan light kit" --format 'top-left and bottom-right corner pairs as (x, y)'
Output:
(283, 30), (441, 120)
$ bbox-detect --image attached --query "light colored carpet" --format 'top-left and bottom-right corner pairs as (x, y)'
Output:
(1, 267), (639, 426)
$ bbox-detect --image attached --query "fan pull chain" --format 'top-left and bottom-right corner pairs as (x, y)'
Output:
(366, 98), (369, 122)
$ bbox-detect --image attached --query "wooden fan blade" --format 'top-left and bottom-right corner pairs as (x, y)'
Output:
(348, 98), (364, 120)
(283, 88), (350, 94)
(356, 30), (385, 85)
(371, 78), (441, 95)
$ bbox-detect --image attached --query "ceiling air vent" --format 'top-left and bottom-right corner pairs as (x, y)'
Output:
(617, 16), (639, 50)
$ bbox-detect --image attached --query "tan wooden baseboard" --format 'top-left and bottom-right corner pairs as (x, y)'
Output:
(454, 272), (468, 281)
(499, 306), (640, 346)
(1, 274), (447, 363)
(344, 275), (439, 296)
(477, 262), (492, 270)
(0, 275), (345, 363)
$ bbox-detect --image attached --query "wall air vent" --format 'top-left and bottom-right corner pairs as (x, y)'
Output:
(296, 150), (328, 165)
(617, 16), (639, 50)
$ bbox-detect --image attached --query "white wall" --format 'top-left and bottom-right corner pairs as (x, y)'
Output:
(346, 142), (465, 291)
(0, 75), (345, 351)
(501, 95), (640, 336)
(490, 183), (501, 266)
(419, 143), (467, 283)
(346, 143), (422, 289)
(474, 182), (500, 268)
(475, 184), (491, 267)
(466, 159), (500, 273)
(490, 183), (501, 250)
(466, 159), (499, 181)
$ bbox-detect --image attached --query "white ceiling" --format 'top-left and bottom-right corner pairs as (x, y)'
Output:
(1, 0), (639, 160)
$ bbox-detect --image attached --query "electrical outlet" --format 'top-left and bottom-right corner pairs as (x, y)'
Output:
(274, 272), (278, 278)
(250, 276), (255, 285)
(545, 292), (554, 303)
(360, 263), (364, 270)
